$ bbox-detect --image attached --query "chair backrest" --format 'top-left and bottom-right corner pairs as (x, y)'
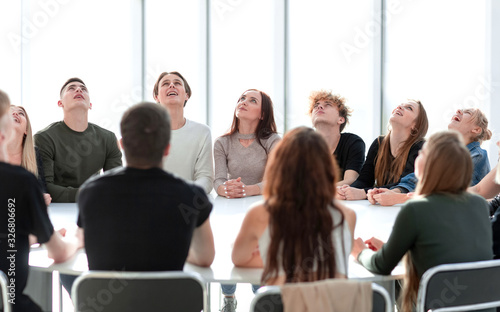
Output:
(0, 271), (11, 312)
(416, 259), (500, 312)
(72, 271), (205, 312)
(250, 283), (391, 312)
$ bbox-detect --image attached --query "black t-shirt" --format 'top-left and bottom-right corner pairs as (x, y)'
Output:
(77, 167), (213, 271)
(333, 133), (366, 177)
(351, 136), (424, 191)
(0, 162), (53, 312)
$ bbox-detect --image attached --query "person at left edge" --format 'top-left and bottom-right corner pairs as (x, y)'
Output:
(0, 89), (82, 312)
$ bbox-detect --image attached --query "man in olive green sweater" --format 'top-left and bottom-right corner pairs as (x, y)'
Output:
(34, 78), (122, 202)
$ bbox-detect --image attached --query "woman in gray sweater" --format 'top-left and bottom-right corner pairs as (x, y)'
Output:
(214, 89), (280, 311)
(214, 89), (280, 199)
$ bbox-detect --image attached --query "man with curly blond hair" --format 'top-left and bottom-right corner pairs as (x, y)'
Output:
(308, 90), (365, 185)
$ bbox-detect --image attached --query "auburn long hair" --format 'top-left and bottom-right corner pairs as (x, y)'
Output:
(224, 89), (277, 154)
(261, 127), (343, 284)
(401, 130), (472, 312)
(374, 100), (428, 186)
(11, 106), (38, 177)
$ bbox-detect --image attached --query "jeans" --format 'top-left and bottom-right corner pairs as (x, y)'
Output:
(221, 283), (260, 295)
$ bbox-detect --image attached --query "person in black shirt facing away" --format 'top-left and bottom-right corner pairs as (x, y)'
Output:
(77, 102), (215, 271)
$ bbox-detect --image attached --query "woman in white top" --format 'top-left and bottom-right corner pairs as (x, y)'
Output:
(232, 127), (356, 285)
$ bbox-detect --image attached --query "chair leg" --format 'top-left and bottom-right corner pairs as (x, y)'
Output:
(206, 282), (211, 312)
(218, 283), (222, 311)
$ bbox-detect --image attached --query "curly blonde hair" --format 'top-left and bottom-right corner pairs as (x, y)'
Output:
(308, 90), (352, 132)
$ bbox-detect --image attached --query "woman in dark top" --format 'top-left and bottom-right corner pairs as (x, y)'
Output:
(338, 100), (428, 200)
(7, 105), (51, 205)
(351, 131), (493, 312)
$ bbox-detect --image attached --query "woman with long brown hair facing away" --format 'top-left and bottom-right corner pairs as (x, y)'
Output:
(232, 127), (356, 285)
(351, 130), (493, 312)
(338, 100), (428, 200)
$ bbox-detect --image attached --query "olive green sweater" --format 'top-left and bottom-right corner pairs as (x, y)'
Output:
(34, 121), (122, 202)
(358, 193), (493, 278)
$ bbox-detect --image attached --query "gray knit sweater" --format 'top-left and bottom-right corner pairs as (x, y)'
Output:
(213, 132), (281, 192)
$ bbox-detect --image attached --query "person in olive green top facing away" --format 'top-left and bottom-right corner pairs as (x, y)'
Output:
(34, 78), (122, 202)
(351, 130), (493, 312)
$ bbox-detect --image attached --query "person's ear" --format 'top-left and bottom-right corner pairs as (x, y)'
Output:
(163, 144), (171, 157)
(89, 102), (93, 110)
(57, 100), (63, 108)
(338, 117), (345, 125)
(471, 126), (481, 135)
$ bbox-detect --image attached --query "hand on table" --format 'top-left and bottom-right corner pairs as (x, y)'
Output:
(364, 237), (384, 251)
(58, 227), (84, 249)
(351, 237), (385, 259)
(57, 228), (67, 237)
(367, 188), (384, 205)
(43, 193), (52, 206)
(337, 185), (367, 200)
(368, 188), (412, 206)
(351, 238), (368, 259)
(221, 177), (247, 199)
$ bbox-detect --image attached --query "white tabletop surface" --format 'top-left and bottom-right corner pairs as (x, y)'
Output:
(29, 196), (404, 283)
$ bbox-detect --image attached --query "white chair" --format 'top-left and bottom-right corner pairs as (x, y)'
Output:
(72, 271), (205, 312)
(416, 259), (500, 312)
(0, 271), (11, 312)
(250, 282), (392, 312)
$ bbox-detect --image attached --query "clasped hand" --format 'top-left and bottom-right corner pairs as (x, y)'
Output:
(222, 177), (247, 199)
(336, 185), (367, 200)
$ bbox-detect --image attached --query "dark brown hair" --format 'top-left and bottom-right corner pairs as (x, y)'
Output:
(224, 89), (277, 154)
(152, 71), (192, 107)
(120, 102), (171, 166)
(60, 77), (86, 97)
(261, 127), (343, 284)
(375, 100), (428, 186)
